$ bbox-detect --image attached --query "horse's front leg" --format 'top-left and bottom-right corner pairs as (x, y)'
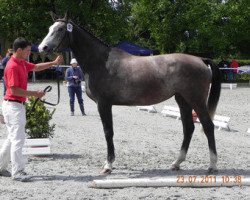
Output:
(98, 101), (115, 174)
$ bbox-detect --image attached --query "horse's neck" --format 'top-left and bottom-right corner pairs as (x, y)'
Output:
(70, 26), (109, 73)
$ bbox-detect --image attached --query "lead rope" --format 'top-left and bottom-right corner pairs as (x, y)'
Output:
(30, 70), (61, 112)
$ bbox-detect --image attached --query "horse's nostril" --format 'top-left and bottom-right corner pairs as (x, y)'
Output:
(43, 45), (48, 51)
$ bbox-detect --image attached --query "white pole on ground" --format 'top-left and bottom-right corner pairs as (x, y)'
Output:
(88, 176), (250, 189)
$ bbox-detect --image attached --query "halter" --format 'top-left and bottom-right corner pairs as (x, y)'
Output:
(52, 19), (72, 52)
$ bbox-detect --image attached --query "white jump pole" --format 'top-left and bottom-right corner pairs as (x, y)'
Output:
(88, 176), (250, 189)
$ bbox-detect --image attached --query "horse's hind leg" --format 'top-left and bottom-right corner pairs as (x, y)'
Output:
(98, 101), (115, 174)
(195, 107), (218, 173)
(171, 94), (195, 170)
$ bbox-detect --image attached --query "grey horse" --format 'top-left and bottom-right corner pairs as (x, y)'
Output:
(38, 15), (221, 174)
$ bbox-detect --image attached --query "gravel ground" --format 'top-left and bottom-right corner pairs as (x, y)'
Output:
(0, 81), (249, 200)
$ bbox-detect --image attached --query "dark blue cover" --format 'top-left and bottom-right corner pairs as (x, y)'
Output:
(113, 41), (153, 56)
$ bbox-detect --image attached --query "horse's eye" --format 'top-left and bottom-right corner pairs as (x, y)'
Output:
(58, 27), (63, 32)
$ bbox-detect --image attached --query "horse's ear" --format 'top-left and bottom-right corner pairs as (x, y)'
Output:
(63, 11), (69, 21)
(50, 11), (58, 21)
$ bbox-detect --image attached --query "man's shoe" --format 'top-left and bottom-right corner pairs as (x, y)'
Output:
(0, 169), (11, 177)
(82, 112), (86, 116)
(70, 112), (74, 116)
(12, 171), (32, 182)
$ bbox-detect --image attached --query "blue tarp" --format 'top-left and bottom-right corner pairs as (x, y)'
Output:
(31, 44), (39, 52)
(238, 66), (250, 74)
(113, 41), (153, 56)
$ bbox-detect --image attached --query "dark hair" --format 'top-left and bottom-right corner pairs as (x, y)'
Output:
(13, 37), (31, 51)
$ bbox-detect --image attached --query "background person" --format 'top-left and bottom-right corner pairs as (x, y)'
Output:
(1, 49), (14, 95)
(218, 58), (230, 82)
(0, 37), (63, 182)
(0, 54), (2, 63)
(230, 58), (239, 81)
(65, 58), (86, 116)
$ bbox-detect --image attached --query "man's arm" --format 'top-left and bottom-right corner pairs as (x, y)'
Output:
(33, 55), (63, 71)
(11, 87), (45, 98)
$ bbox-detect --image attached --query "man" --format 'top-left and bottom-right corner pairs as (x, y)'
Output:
(65, 58), (86, 116)
(0, 37), (63, 182)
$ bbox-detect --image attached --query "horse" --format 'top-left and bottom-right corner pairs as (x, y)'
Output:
(38, 15), (221, 174)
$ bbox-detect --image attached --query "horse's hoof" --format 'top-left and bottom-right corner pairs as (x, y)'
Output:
(207, 167), (218, 174)
(171, 164), (180, 171)
(100, 168), (112, 174)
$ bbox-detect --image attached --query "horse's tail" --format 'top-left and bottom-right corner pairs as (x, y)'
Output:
(202, 58), (221, 119)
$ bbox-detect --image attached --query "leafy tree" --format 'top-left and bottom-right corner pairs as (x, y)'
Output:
(0, 0), (132, 45)
(0, 0), (54, 43)
(129, 0), (249, 57)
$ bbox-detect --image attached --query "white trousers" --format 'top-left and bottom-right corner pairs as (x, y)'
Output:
(0, 101), (26, 176)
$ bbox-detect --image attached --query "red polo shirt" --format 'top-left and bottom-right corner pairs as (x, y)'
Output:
(4, 56), (35, 102)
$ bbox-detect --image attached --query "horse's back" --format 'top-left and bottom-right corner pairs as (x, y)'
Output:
(104, 49), (212, 105)
(107, 50), (211, 84)
(108, 49), (209, 72)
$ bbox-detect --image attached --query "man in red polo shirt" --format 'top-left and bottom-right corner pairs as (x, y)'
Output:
(0, 37), (63, 182)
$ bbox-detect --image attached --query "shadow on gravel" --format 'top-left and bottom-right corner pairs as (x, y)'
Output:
(128, 168), (250, 178)
(29, 175), (104, 183)
(41, 153), (83, 160)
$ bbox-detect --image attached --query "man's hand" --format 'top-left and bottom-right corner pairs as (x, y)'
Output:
(53, 55), (63, 65)
(34, 90), (45, 98)
(34, 55), (64, 71)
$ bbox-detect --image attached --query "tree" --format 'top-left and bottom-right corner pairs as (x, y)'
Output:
(128, 0), (249, 57)
(0, 0), (132, 45)
(0, 0), (54, 43)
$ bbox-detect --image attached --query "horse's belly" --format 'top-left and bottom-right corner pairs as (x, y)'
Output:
(116, 88), (173, 106)
(138, 92), (173, 105)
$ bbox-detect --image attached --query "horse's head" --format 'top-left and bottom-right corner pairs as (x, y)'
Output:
(39, 13), (72, 53)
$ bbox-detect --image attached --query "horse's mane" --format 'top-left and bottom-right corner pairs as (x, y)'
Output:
(70, 20), (110, 47)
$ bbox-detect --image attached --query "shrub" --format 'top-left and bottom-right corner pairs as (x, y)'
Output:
(236, 73), (250, 81)
(25, 96), (56, 138)
(238, 60), (250, 66)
